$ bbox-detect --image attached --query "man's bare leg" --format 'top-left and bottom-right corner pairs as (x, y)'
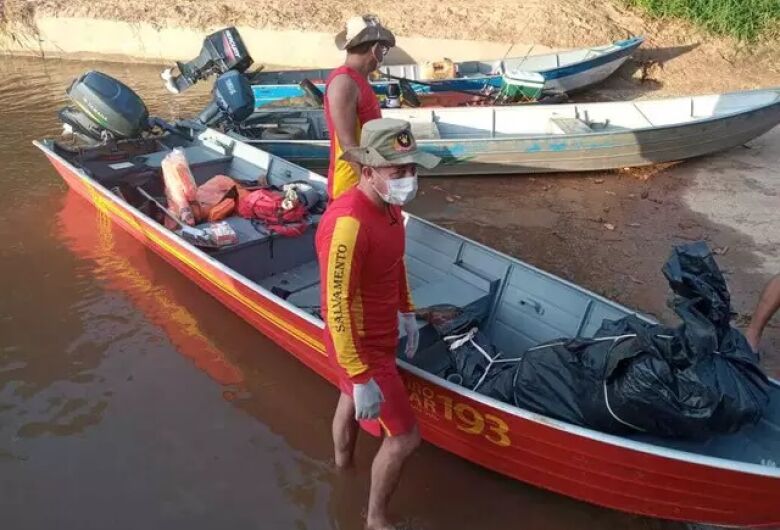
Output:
(365, 426), (421, 530)
(746, 274), (780, 351)
(333, 392), (359, 468)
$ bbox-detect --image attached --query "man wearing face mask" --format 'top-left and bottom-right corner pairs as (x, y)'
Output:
(316, 118), (440, 530)
(325, 15), (395, 201)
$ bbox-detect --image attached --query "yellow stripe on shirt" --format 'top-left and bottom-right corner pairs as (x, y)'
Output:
(331, 119), (362, 200)
(326, 216), (368, 377)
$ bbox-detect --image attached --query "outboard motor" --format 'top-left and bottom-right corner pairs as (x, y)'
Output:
(162, 27), (253, 94)
(59, 71), (150, 143)
(196, 70), (255, 127)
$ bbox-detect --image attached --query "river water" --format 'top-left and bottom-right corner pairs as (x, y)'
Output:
(1, 54), (766, 530)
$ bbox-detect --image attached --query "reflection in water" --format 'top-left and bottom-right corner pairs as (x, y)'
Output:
(0, 55), (685, 530)
(59, 192), (244, 387)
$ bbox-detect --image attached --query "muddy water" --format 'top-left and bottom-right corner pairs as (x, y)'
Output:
(1, 54), (776, 530)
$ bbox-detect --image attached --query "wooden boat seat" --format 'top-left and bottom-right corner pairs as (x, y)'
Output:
(549, 116), (595, 135)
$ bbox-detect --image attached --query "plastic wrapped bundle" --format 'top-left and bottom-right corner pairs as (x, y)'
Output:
(510, 242), (770, 439)
(161, 148), (198, 226)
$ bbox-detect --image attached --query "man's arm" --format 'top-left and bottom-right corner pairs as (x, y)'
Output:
(326, 74), (360, 151)
(322, 215), (371, 381)
(746, 274), (780, 351)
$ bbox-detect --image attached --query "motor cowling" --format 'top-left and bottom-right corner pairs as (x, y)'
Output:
(60, 71), (149, 141)
(196, 70), (255, 127)
(162, 27), (253, 94)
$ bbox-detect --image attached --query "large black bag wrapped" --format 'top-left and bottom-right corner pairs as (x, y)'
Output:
(415, 301), (519, 396)
(511, 242), (770, 438)
(512, 332), (648, 433)
(443, 327), (499, 389)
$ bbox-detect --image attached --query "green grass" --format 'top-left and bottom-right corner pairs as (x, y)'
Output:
(623, 0), (780, 41)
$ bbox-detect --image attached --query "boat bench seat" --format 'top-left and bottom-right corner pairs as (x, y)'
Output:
(258, 260), (321, 309)
(140, 145), (233, 169)
(206, 215), (320, 284)
(549, 116), (594, 135)
(254, 256), (493, 352)
(410, 278), (490, 314)
(81, 145), (234, 186)
(205, 215), (322, 253)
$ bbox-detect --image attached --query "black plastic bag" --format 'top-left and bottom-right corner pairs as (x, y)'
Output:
(415, 302), (519, 394)
(511, 242), (770, 438)
(513, 335), (641, 433)
(603, 243), (770, 437)
(444, 327), (497, 388)
(473, 360), (517, 403)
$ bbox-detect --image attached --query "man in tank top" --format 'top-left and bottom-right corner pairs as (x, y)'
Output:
(324, 15), (395, 200)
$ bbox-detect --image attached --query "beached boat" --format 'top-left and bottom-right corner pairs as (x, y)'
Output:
(36, 123), (780, 527)
(249, 36), (644, 107)
(225, 87), (780, 176)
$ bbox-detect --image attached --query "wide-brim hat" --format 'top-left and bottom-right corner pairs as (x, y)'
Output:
(341, 118), (440, 170)
(335, 14), (396, 51)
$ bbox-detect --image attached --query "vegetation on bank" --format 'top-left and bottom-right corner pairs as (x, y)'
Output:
(624, 0), (780, 41)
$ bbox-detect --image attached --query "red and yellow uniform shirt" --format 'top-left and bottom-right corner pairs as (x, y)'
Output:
(315, 187), (414, 382)
(324, 65), (382, 200)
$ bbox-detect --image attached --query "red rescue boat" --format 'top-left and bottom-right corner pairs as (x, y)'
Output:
(35, 124), (780, 527)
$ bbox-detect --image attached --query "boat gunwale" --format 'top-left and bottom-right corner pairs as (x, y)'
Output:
(505, 35), (644, 78)
(34, 133), (780, 482)
(244, 88), (780, 147)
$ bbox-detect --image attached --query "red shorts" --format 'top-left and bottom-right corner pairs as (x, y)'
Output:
(337, 366), (417, 438)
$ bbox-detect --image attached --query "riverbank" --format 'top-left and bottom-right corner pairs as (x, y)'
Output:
(1, 0), (779, 101)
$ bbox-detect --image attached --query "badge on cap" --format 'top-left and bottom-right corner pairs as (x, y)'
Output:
(394, 130), (414, 152)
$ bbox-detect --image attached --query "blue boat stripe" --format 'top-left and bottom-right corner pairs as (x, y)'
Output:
(540, 37), (643, 81)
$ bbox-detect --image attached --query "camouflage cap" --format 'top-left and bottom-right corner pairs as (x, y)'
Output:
(335, 14), (396, 51)
(340, 118), (440, 169)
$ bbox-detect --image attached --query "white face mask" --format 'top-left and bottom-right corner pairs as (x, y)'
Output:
(374, 174), (418, 205)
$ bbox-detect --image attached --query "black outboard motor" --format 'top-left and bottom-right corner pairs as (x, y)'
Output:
(162, 27), (253, 94)
(59, 71), (150, 143)
(196, 70), (255, 127)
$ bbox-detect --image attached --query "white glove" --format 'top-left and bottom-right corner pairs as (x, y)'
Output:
(400, 312), (419, 359)
(353, 378), (384, 420)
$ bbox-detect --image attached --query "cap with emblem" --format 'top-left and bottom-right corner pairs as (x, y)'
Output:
(341, 118), (440, 169)
(335, 14), (396, 51)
